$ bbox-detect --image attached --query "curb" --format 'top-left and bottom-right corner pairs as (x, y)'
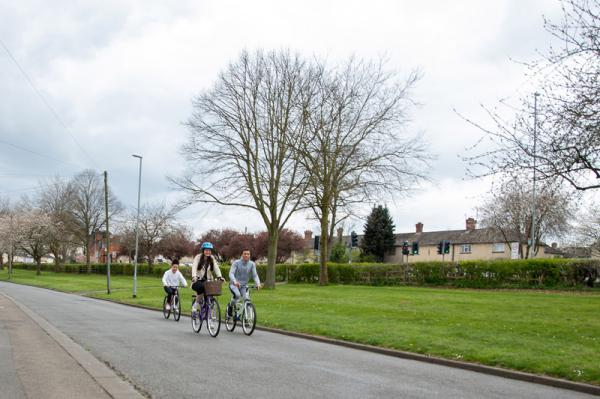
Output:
(3, 281), (600, 396)
(0, 291), (145, 399)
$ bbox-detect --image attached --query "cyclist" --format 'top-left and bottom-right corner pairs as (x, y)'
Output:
(191, 242), (224, 314)
(162, 259), (188, 310)
(228, 248), (261, 317)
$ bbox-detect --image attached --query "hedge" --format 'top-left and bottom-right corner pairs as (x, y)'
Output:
(7, 258), (600, 288)
(285, 258), (600, 288)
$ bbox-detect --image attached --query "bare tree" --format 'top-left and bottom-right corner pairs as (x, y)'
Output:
(118, 203), (177, 266)
(479, 176), (577, 258)
(299, 58), (430, 284)
(576, 205), (600, 252)
(68, 169), (122, 272)
(0, 197), (11, 270)
(38, 176), (76, 269)
(16, 200), (53, 275)
(465, 0), (600, 191)
(172, 50), (313, 288)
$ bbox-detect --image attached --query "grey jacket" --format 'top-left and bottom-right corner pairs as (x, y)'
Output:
(229, 258), (260, 286)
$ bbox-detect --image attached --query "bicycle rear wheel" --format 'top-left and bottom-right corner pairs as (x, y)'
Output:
(225, 303), (236, 332)
(206, 298), (221, 337)
(173, 294), (181, 322)
(163, 296), (170, 319)
(191, 299), (201, 333)
(242, 302), (256, 336)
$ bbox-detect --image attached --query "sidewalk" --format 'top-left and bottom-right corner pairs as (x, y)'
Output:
(0, 293), (141, 399)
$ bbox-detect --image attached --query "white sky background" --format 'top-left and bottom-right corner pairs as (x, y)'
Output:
(0, 0), (574, 238)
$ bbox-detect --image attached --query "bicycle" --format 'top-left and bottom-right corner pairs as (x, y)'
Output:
(190, 280), (222, 337)
(225, 284), (257, 335)
(163, 286), (181, 322)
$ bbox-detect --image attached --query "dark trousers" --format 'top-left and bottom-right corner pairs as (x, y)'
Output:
(191, 280), (206, 298)
(164, 286), (177, 303)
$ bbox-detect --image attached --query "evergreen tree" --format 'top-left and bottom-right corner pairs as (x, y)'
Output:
(360, 205), (396, 262)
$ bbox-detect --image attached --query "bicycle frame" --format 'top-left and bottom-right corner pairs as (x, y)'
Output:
(225, 284), (257, 335)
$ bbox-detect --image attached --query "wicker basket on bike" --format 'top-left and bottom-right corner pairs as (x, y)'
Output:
(203, 280), (223, 296)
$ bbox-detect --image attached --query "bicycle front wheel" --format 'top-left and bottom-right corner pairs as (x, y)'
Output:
(191, 299), (201, 333)
(163, 296), (170, 319)
(242, 302), (256, 336)
(206, 298), (221, 337)
(173, 295), (181, 322)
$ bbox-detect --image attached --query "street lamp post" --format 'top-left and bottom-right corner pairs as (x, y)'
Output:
(529, 92), (540, 260)
(132, 154), (142, 298)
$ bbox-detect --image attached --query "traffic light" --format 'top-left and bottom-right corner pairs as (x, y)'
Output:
(350, 231), (358, 247)
(437, 241), (443, 254)
(444, 241), (451, 254)
(402, 241), (409, 255)
(412, 242), (419, 255)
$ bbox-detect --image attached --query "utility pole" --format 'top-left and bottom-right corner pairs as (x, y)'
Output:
(529, 92), (540, 260)
(8, 220), (13, 280)
(104, 171), (111, 294)
(132, 154), (142, 298)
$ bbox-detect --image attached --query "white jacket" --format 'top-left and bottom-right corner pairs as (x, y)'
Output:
(162, 270), (188, 288)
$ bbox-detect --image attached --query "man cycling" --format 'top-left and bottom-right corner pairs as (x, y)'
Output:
(162, 259), (188, 310)
(191, 242), (224, 314)
(227, 248), (261, 317)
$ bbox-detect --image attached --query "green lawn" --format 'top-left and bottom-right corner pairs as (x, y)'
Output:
(1, 269), (599, 385)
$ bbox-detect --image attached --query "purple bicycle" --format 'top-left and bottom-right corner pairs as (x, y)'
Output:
(190, 281), (222, 337)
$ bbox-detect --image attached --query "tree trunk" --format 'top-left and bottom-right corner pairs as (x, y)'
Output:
(52, 248), (61, 272)
(0, 254), (4, 270)
(86, 242), (92, 273)
(36, 258), (42, 276)
(265, 229), (279, 289)
(319, 204), (330, 285)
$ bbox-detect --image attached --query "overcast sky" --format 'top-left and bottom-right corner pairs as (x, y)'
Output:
(0, 0), (567, 238)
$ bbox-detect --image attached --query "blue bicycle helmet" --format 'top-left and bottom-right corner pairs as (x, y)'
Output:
(200, 242), (214, 250)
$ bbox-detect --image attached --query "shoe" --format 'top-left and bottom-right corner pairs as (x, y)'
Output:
(227, 305), (233, 318)
(165, 304), (171, 310)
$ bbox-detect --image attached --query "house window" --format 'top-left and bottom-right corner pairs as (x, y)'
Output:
(492, 243), (505, 253)
(460, 244), (472, 254)
(387, 247), (396, 256)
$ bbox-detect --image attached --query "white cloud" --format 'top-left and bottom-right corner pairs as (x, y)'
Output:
(0, 0), (568, 236)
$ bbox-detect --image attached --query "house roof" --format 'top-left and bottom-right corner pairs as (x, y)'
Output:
(392, 227), (520, 246)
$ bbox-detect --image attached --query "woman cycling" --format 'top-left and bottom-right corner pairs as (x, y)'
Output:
(191, 242), (224, 314)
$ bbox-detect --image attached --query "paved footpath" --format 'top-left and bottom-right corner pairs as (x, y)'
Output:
(0, 282), (597, 399)
(0, 287), (144, 399)
(0, 293), (115, 398)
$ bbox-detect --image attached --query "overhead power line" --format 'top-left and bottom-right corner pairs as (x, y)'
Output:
(0, 139), (81, 167)
(0, 38), (97, 168)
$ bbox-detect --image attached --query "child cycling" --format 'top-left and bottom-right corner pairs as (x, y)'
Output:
(227, 248), (261, 317)
(162, 259), (188, 310)
(191, 242), (224, 314)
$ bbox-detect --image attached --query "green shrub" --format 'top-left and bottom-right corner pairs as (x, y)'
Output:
(9, 258), (600, 289)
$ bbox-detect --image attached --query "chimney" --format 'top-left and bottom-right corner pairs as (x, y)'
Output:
(466, 218), (477, 231)
(304, 230), (313, 240)
(552, 242), (558, 249)
(415, 222), (423, 233)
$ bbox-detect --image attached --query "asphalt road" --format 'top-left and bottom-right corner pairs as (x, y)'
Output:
(0, 282), (595, 399)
